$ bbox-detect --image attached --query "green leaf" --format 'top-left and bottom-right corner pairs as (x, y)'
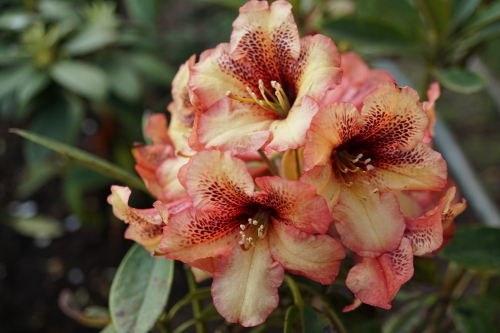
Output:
(284, 304), (335, 333)
(123, 0), (158, 26)
(441, 226), (500, 268)
(16, 160), (58, 199)
(461, 1), (500, 33)
(17, 70), (50, 107)
(23, 96), (83, 164)
(10, 128), (149, 193)
(64, 25), (117, 56)
(455, 21), (500, 51)
(50, 60), (108, 100)
(413, 0), (451, 41)
(100, 324), (117, 333)
(130, 53), (174, 86)
(108, 62), (141, 103)
(383, 295), (437, 333)
(449, 297), (500, 333)
(9, 214), (64, 239)
(110, 243), (174, 333)
(0, 10), (36, 30)
(197, 0), (247, 9)
(321, 17), (415, 50)
(452, 0), (481, 28)
(0, 62), (35, 100)
(435, 67), (485, 94)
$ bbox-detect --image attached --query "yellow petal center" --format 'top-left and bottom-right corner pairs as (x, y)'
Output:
(334, 151), (378, 200)
(239, 211), (269, 251)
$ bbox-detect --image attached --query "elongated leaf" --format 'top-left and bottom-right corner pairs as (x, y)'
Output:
(50, 60), (108, 100)
(101, 323), (117, 333)
(456, 21), (500, 51)
(441, 226), (500, 268)
(322, 17), (415, 50)
(450, 297), (500, 333)
(435, 67), (485, 94)
(10, 215), (64, 239)
(383, 295), (437, 333)
(124, 0), (158, 26)
(284, 304), (335, 333)
(64, 25), (116, 56)
(460, 1), (500, 34)
(0, 62), (35, 99)
(130, 53), (174, 86)
(10, 128), (148, 193)
(414, 0), (451, 42)
(17, 70), (50, 107)
(452, 0), (480, 28)
(108, 63), (141, 103)
(110, 243), (174, 333)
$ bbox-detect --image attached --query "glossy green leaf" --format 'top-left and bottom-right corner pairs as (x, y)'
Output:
(383, 295), (437, 333)
(11, 128), (149, 193)
(0, 62), (35, 99)
(108, 63), (141, 103)
(130, 53), (174, 86)
(441, 226), (500, 268)
(64, 25), (116, 56)
(0, 11), (35, 30)
(110, 243), (174, 333)
(452, 0), (480, 28)
(100, 323), (117, 333)
(435, 67), (485, 94)
(16, 160), (58, 199)
(413, 0), (451, 41)
(456, 21), (500, 51)
(450, 297), (500, 333)
(23, 96), (83, 164)
(124, 0), (158, 26)
(322, 17), (415, 49)
(197, 0), (247, 9)
(461, 1), (500, 33)
(17, 70), (50, 107)
(284, 304), (335, 333)
(50, 60), (108, 100)
(10, 215), (64, 239)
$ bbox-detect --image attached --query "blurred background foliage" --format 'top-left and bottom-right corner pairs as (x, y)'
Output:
(1, 0), (500, 332)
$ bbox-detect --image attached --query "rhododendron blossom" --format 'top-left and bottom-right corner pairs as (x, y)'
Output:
(189, 0), (342, 155)
(160, 150), (345, 326)
(302, 81), (448, 257)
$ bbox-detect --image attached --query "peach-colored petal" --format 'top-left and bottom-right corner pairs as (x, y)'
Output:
(268, 223), (345, 284)
(321, 52), (395, 109)
(160, 207), (241, 262)
(355, 82), (428, 152)
(300, 164), (341, 211)
(422, 82), (440, 145)
(404, 199), (445, 256)
(346, 237), (414, 309)
(144, 113), (172, 146)
(254, 176), (332, 234)
(333, 189), (405, 258)
(153, 157), (190, 202)
(211, 242), (284, 327)
(189, 257), (220, 275)
(342, 297), (362, 312)
(168, 55), (197, 153)
(230, 0), (300, 64)
(292, 34), (342, 103)
(184, 150), (255, 211)
(107, 186), (163, 252)
(266, 95), (319, 153)
(367, 142), (448, 192)
(197, 98), (274, 155)
(304, 102), (358, 168)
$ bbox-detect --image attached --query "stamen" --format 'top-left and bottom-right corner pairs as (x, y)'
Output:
(240, 224), (246, 230)
(366, 165), (375, 171)
(364, 158), (371, 164)
(252, 220), (258, 225)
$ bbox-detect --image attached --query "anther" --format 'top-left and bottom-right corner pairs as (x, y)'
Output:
(366, 165), (375, 171)
(364, 158), (371, 164)
(240, 224), (246, 230)
(252, 220), (258, 225)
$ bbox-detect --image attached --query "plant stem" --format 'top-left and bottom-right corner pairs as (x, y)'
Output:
(186, 267), (207, 333)
(423, 262), (465, 333)
(284, 274), (304, 307)
(258, 149), (279, 176)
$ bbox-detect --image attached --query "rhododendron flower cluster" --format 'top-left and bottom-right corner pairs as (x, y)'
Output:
(107, 0), (465, 327)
